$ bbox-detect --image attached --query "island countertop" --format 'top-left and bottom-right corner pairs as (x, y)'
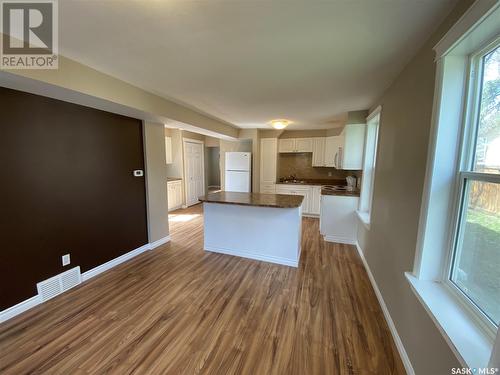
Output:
(199, 191), (304, 208)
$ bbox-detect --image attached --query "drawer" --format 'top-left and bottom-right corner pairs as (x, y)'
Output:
(260, 183), (276, 193)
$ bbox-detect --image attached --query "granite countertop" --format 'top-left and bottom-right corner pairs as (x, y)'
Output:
(321, 187), (360, 197)
(199, 191), (303, 208)
(276, 178), (346, 186)
(167, 177), (182, 182)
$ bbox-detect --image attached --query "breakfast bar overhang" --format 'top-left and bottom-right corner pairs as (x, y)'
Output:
(199, 192), (303, 267)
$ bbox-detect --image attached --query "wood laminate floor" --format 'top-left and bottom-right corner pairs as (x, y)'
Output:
(0, 204), (405, 374)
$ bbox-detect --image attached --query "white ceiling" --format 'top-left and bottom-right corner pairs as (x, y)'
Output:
(59, 0), (456, 130)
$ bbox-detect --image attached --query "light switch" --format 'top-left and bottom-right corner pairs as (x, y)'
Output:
(62, 254), (70, 266)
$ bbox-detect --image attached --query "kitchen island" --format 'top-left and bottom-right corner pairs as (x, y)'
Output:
(199, 191), (303, 267)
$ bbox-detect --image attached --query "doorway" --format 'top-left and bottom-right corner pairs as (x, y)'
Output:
(206, 146), (221, 193)
(183, 139), (205, 206)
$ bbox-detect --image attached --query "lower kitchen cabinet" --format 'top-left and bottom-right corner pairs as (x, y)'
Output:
(167, 180), (183, 211)
(320, 194), (359, 244)
(260, 183), (276, 193)
(275, 184), (321, 216)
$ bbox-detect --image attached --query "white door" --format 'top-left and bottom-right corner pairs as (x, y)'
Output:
(260, 138), (277, 184)
(225, 171), (251, 192)
(184, 141), (205, 206)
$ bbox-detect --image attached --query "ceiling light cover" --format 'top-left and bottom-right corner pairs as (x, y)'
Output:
(271, 119), (290, 130)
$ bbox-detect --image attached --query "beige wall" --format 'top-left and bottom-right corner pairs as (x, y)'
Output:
(357, 1), (474, 374)
(346, 110), (368, 125)
(239, 129), (260, 192)
(144, 121), (169, 242)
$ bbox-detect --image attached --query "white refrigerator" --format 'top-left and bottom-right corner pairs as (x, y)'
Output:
(225, 152), (252, 192)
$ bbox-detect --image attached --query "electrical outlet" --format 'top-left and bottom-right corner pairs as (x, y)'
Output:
(62, 254), (70, 266)
(328, 171), (332, 177)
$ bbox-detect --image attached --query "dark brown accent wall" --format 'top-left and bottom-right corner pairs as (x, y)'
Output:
(0, 87), (148, 310)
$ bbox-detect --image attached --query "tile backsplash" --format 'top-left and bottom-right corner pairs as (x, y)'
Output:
(278, 153), (361, 180)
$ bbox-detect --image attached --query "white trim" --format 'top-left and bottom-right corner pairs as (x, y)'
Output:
(324, 235), (356, 245)
(355, 243), (415, 375)
(183, 138), (206, 207)
(434, 0), (500, 59)
(204, 245), (298, 268)
(366, 105), (382, 122)
(0, 236), (171, 323)
(356, 210), (371, 230)
(150, 235), (171, 249)
(405, 272), (493, 369)
(81, 243), (151, 281)
(182, 137), (204, 144)
(0, 295), (42, 323)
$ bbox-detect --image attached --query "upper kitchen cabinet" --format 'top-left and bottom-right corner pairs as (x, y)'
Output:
(340, 123), (365, 170)
(312, 137), (326, 166)
(278, 138), (313, 153)
(165, 136), (173, 164)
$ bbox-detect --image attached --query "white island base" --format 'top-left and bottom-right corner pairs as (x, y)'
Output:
(203, 202), (302, 267)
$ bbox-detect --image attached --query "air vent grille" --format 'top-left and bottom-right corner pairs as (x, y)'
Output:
(37, 267), (81, 302)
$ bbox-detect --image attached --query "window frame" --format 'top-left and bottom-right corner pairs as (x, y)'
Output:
(357, 107), (381, 228)
(443, 38), (500, 337)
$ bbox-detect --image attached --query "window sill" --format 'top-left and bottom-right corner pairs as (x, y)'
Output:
(356, 210), (371, 230)
(405, 272), (494, 369)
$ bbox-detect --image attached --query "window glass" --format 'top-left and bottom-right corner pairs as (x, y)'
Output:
(473, 46), (500, 174)
(451, 181), (500, 325)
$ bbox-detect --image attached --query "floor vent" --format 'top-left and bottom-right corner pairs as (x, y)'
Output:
(37, 267), (81, 302)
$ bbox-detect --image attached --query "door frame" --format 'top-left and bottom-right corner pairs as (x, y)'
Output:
(182, 138), (205, 207)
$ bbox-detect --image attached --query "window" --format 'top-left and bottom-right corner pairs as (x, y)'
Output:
(449, 43), (500, 328)
(409, 3), (500, 368)
(357, 107), (380, 227)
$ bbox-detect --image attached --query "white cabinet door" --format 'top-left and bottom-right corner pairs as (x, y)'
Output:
(278, 139), (296, 153)
(165, 136), (173, 164)
(167, 183), (175, 210)
(310, 186), (321, 215)
(295, 138), (313, 152)
(341, 123), (365, 170)
(260, 183), (276, 193)
(312, 137), (325, 166)
(293, 186), (310, 214)
(275, 184), (311, 214)
(260, 138), (277, 184)
(324, 136), (343, 168)
(167, 181), (183, 210)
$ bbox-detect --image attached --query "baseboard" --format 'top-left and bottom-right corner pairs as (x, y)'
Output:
(324, 235), (357, 245)
(81, 243), (151, 281)
(0, 295), (42, 323)
(355, 242), (415, 375)
(0, 236), (171, 324)
(150, 235), (171, 249)
(204, 245), (298, 268)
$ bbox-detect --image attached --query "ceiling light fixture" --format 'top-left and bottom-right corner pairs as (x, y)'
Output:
(270, 119), (290, 130)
